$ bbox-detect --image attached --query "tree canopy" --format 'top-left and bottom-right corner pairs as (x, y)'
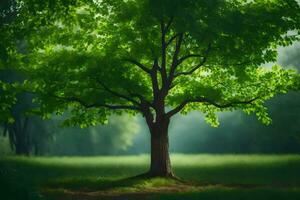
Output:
(4, 0), (300, 127)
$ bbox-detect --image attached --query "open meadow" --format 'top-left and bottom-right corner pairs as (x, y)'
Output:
(1, 154), (300, 200)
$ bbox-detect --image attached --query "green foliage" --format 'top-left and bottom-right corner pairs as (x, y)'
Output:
(173, 65), (298, 126)
(6, 0), (300, 127)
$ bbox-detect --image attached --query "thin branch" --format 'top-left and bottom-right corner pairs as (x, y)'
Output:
(169, 83), (178, 91)
(166, 96), (259, 118)
(125, 89), (153, 108)
(52, 95), (140, 111)
(123, 58), (151, 74)
(175, 62), (205, 77)
(177, 54), (203, 65)
(166, 33), (181, 47)
(151, 59), (160, 99)
(160, 20), (168, 85)
(175, 43), (211, 77)
(167, 33), (184, 88)
(164, 17), (174, 33)
(96, 79), (140, 105)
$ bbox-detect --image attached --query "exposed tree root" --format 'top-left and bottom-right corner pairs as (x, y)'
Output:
(127, 171), (183, 182)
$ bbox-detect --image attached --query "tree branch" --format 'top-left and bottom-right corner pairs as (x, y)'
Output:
(160, 20), (168, 86)
(166, 96), (259, 118)
(125, 89), (153, 108)
(151, 59), (160, 99)
(96, 79), (140, 105)
(164, 17), (173, 33)
(52, 95), (140, 111)
(177, 54), (203, 65)
(123, 58), (151, 74)
(167, 33), (184, 89)
(166, 33), (182, 47)
(175, 43), (211, 77)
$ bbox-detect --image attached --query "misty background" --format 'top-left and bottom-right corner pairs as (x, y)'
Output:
(0, 42), (300, 156)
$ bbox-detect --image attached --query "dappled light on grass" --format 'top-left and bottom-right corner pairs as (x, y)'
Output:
(1, 155), (300, 199)
(172, 154), (300, 185)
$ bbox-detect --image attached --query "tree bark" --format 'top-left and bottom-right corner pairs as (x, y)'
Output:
(148, 119), (173, 177)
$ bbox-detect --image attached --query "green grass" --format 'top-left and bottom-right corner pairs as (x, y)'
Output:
(1, 154), (300, 200)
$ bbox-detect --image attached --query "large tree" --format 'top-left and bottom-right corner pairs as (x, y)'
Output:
(8, 0), (300, 177)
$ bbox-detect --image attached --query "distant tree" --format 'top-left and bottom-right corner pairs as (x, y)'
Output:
(8, 0), (300, 177)
(48, 115), (139, 156)
(0, 70), (53, 155)
(1, 0), (55, 155)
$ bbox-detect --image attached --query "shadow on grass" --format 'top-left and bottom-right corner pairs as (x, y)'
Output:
(43, 176), (185, 200)
(43, 175), (300, 200)
(2, 155), (300, 200)
(44, 175), (181, 192)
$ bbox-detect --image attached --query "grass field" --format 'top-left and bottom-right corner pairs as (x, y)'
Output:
(1, 154), (300, 200)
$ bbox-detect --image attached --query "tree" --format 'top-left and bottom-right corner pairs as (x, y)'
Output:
(0, 70), (54, 155)
(1, 0), (55, 155)
(8, 0), (300, 177)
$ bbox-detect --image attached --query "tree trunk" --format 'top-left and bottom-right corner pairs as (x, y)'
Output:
(15, 133), (30, 156)
(148, 119), (173, 177)
(13, 119), (30, 156)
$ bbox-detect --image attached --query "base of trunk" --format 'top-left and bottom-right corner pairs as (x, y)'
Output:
(148, 170), (174, 178)
(150, 122), (173, 178)
(130, 171), (177, 179)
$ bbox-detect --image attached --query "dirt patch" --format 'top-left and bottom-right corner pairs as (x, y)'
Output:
(42, 181), (300, 200)
(43, 182), (200, 200)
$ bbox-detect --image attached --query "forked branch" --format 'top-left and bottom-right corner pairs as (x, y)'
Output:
(126, 89), (154, 108)
(166, 33), (182, 47)
(175, 43), (212, 77)
(123, 58), (151, 74)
